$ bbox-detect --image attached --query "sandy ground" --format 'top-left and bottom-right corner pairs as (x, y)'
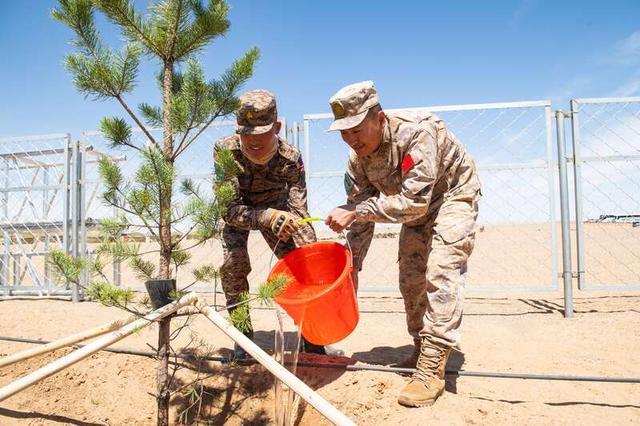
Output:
(0, 290), (638, 425)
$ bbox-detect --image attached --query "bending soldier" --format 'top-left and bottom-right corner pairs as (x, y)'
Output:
(214, 89), (326, 359)
(325, 81), (481, 406)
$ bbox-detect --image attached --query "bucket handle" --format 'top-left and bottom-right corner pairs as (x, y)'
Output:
(269, 217), (353, 270)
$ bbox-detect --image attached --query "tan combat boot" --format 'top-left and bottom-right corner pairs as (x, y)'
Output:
(397, 337), (451, 407)
(391, 338), (421, 369)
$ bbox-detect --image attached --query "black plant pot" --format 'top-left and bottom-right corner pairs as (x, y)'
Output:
(145, 278), (176, 310)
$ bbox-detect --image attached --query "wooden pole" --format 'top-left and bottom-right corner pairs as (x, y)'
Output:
(0, 316), (137, 369)
(197, 301), (355, 426)
(0, 293), (198, 402)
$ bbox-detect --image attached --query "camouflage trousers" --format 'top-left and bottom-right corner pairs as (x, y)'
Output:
(398, 190), (480, 349)
(221, 221), (316, 306)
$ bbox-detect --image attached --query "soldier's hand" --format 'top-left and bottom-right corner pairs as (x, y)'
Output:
(267, 209), (300, 241)
(325, 205), (357, 233)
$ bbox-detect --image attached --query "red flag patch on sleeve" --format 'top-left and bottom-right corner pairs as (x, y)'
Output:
(401, 153), (415, 174)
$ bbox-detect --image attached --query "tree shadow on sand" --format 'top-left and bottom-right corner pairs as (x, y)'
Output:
(0, 407), (103, 425)
(470, 395), (640, 409)
(169, 329), (353, 425)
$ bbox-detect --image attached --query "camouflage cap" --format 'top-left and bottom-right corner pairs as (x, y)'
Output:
(235, 89), (278, 135)
(327, 80), (380, 132)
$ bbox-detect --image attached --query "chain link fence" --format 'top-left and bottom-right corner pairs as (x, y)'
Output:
(302, 101), (559, 292)
(569, 97), (640, 291)
(1, 98), (639, 297)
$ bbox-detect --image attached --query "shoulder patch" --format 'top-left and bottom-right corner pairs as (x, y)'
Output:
(401, 153), (415, 174)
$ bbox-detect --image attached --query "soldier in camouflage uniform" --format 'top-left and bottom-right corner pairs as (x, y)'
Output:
(325, 81), (481, 407)
(214, 90), (325, 359)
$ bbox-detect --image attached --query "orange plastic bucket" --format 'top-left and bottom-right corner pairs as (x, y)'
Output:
(270, 241), (359, 345)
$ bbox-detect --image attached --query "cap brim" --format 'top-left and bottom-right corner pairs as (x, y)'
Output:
(327, 109), (369, 132)
(236, 122), (275, 135)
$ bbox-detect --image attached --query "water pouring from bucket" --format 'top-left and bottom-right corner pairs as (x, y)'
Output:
(269, 218), (360, 345)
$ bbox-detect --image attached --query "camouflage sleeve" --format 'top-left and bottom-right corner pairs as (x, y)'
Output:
(344, 155), (378, 271)
(213, 144), (267, 230)
(286, 154), (317, 244)
(286, 154), (311, 219)
(355, 127), (437, 224)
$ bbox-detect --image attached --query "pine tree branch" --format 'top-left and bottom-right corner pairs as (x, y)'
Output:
(100, 116), (143, 151)
(57, 4), (152, 144)
(93, 263), (111, 283)
(175, 46), (259, 157)
(172, 110), (200, 159)
(219, 295), (259, 312)
(169, 203), (198, 223)
(104, 188), (160, 240)
(115, 185), (160, 230)
(172, 58), (209, 157)
(181, 180), (203, 201)
(171, 239), (206, 253)
(166, 0), (185, 60)
(174, 103), (225, 159)
(103, 195), (141, 217)
(72, 18), (119, 95)
(147, 146), (166, 207)
(94, 0), (164, 58)
(114, 94), (159, 149)
(60, 3), (157, 148)
(173, 0), (230, 60)
(179, 279), (198, 292)
(171, 222), (199, 248)
(136, 249), (162, 256)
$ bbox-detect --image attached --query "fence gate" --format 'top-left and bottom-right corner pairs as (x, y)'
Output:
(302, 100), (559, 293)
(568, 97), (640, 291)
(0, 134), (74, 296)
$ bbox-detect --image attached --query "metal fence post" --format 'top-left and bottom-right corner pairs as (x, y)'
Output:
(12, 253), (19, 287)
(80, 143), (88, 292)
(280, 117), (287, 142)
(71, 139), (80, 303)
(303, 120), (311, 178)
(43, 166), (50, 288)
(2, 232), (9, 294)
(545, 106), (560, 290)
(555, 111), (574, 318)
(292, 122), (298, 149)
(569, 100), (586, 290)
(63, 135), (71, 256)
(2, 159), (9, 292)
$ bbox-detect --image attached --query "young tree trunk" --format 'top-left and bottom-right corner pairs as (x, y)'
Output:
(156, 59), (175, 426)
(156, 318), (171, 426)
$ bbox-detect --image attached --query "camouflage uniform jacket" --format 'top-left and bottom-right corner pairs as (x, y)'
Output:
(213, 135), (311, 230)
(346, 111), (481, 269)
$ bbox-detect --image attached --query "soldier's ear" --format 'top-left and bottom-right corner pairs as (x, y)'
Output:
(377, 110), (386, 126)
(273, 121), (282, 135)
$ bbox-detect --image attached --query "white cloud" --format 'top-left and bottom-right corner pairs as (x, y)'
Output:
(610, 70), (640, 97)
(547, 76), (591, 107)
(552, 30), (640, 103)
(605, 30), (640, 66)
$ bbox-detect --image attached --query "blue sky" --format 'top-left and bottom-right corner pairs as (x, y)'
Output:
(1, 0), (639, 137)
